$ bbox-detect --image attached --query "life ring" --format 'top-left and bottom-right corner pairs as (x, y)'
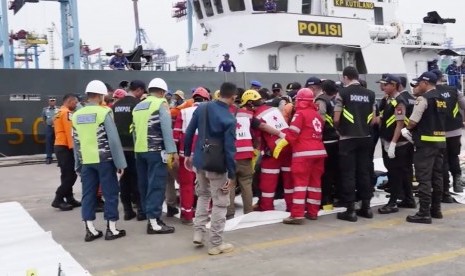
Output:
(390, 22), (401, 39)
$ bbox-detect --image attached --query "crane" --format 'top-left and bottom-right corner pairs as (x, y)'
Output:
(10, 29), (47, 69)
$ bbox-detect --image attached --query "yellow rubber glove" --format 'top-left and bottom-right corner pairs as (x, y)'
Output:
(251, 149), (261, 170)
(167, 153), (174, 170)
(273, 139), (289, 159)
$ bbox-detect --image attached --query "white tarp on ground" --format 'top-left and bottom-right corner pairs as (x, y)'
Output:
(0, 202), (89, 276)
(222, 158), (390, 231)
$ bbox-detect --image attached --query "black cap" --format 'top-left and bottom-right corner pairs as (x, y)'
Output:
(413, 72), (438, 84)
(272, 83), (282, 90)
(429, 69), (443, 79)
(116, 48), (123, 53)
(305, 77), (322, 87)
(376, 74), (401, 85)
(129, 80), (147, 91)
(286, 82), (302, 92)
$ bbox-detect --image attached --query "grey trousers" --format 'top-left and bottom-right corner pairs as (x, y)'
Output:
(194, 169), (229, 248)
(227, 159), (254, 217)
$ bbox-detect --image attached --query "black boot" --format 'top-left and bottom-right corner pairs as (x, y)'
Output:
(356, 200), (374, 218)
(65, 195), (82, 208)
(84, 222), (103, 242)
(123, 203), (136, 221)
(406, 200), (432, 224)
(337, 202), (357, 222)
(51, 196), (73, 211)
(167, 205), (179, 217)
(105, 221), (126, 240)
(431, 192), (443, 219)
(453, 175), (463, 193)
(147, 219), (175, 234)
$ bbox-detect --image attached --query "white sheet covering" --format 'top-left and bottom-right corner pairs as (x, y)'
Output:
(0, 202), (89, 275)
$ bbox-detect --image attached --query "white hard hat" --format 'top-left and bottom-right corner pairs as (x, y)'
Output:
(85, 80), (108, 95)
(148, 78), (168, 91)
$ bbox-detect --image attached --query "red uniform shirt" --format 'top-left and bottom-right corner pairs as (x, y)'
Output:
(173, 103), (200, 157)
(254, 105), (288, 152)
(230, 106), (255, 160)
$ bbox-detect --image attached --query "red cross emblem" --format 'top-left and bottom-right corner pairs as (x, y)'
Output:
(273, 116), (278, 121)
(236, 123), (242, 129)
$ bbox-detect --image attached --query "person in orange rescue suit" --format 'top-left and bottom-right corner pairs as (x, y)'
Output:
(273, 88), (327, 224)
(173, 87), (211, 224)
(226, 91), (286, 219)
(52, 94), (80, 211)
(240, 90), (293, 212)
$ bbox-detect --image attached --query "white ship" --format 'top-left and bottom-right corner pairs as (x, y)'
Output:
(186, 0), (450, 77)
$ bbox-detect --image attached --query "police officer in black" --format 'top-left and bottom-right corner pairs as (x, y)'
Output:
(402, 72), (447, 224)
(377, 75), (415, 214)
(265, 83), (287, 109)
(315, 80), (339, 207)
(430, 69), (465, 200)
(334, 66), (376, 222)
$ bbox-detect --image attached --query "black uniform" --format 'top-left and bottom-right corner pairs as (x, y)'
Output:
(379, 95), (414, 207)
(315, 94), (339, 206)
(437, 84), (463, 195)
(112, 95), (141, 219)
(335, 83), (376, 220)
(409, 89), (446, 222)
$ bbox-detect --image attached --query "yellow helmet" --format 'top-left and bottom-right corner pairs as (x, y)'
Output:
(213, 90), (220, 100)
(241, 89), (262, 106)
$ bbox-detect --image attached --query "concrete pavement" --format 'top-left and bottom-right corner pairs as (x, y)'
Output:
(2, 163), (465, 276)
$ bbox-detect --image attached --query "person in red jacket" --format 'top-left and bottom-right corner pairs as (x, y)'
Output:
(240, 90), (292, 212)
(274, 88), (327, 224)
(173, 87), (210, 224)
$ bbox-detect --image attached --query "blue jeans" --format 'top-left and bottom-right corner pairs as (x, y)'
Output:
(45, 125), (55, 158)
(136, 152), (168, 219)
(81, 161), (120, 221)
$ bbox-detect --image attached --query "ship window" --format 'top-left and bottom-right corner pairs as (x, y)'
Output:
(374, 7), (384, 25)
(252, 0), (288, 12)
(302, 0), (311, 14)
(268, 55), (278, 70)
(229, 0), (245, 11)
(202, 0), (214, 17)
(214, 0), (224, 14)
(193, 0), (204, 19)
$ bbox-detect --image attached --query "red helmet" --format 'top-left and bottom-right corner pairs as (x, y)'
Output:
(192, 87), (210, 100)
(295, 88), (314, 101)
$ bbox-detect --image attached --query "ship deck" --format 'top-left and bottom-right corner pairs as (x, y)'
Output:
(2, 156), (465, 275)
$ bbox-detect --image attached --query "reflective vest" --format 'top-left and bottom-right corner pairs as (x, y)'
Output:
(338, 85), (376, 137)
(254, 105), (288, 152)
(315, 94), (339, 143)
(72, 105), (112, 164)
(230, 106), (254, 160)
(437, 84), (463, 133)
(132, 96), (167, 153)
(412, 90), (446, 148)
(177, 103), (200, 157)
(379, 95), (408, 142)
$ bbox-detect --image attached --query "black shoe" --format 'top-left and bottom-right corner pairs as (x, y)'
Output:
(124, 210), (137, 221)
(406, 213), (432, 224)
(356, 208), (374, 218)
(431, 210), (443, 219)
(45, 158), (52, 165)
(226, 214), (235, 220)
(378, 203), (399, 214)
(442, 195), (454, 204)
(85, 229), (103, 242)
(137, 212), (147, 221)
(51, 198), (74, 211)
(65, 196), (82, 208)
(337, 210), (358, 222)
(105, 228), (126, 240)
(147, 219), (175, 234)
(167, 206), (179, 217)
(398, 200), (417, 209)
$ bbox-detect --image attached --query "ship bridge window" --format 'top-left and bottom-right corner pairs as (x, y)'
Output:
(193, 0), (204, 19)
(228, 0), (245, 11)
(202, 0), (214, 17)
(252, 0), (288, 12)
(214, 0), (224, 14)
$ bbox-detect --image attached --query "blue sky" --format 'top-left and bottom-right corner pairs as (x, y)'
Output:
(7, 0), (465, 69)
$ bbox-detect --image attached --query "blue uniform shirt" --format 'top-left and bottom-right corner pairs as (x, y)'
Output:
(184, 101), (237, 179)
(219, 60), (236, 72)
(110, 56), (129, 70)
